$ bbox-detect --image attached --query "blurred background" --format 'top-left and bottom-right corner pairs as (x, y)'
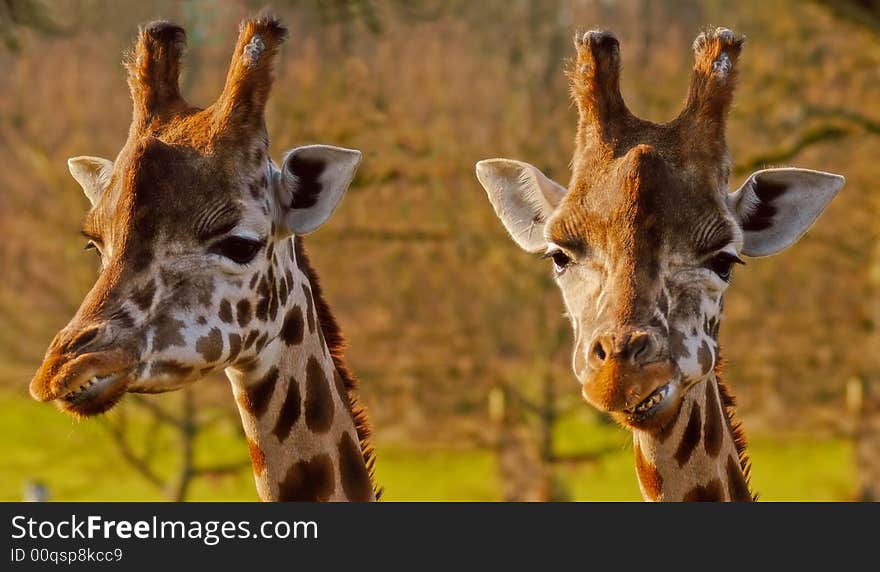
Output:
(0, 0), (878, 501)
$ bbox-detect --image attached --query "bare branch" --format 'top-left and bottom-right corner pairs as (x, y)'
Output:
(735, 105), (880, 175)
(99, 415), (165, 490)
(191, 461), (251, 477)
(130, 395), (186, 429)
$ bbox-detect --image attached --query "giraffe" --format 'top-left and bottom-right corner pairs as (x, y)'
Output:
(28, 17), (378, 502)
(475, 28), (845, 501)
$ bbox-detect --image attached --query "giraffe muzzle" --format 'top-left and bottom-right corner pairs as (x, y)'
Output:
(29, 347), (136, 417)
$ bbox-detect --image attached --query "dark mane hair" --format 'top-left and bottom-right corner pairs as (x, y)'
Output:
(715, 361), (757, 501)
(294, 237), (382, 499)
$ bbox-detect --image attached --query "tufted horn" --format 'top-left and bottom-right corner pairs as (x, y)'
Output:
(124, 21), (188, 131)
(568, 30), (633, 149)
(211, 15), (288, 141)
(678, 27), (746, 137)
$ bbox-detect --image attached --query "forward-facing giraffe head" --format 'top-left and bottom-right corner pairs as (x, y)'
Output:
(29, 17), (361, 418)
(477, 29), (843, 435)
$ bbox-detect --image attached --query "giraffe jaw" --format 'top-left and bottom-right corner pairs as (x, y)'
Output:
(57, 372), (130, 417)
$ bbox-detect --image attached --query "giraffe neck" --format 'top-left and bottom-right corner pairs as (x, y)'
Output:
(632, 371), (754, 502)
(225, 238), (377, 501)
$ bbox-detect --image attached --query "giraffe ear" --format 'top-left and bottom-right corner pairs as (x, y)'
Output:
(475, 158), (566, 253)
(276, 145), (362, 235)
(68, 156), (114, 206)
(728, 168), (844, 257)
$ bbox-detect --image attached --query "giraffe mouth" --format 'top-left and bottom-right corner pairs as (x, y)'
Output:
(57, 372), (130, 417)
(623, 383), (675, 423)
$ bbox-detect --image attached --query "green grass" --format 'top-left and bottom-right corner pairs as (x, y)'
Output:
(0, 390), (856, 501)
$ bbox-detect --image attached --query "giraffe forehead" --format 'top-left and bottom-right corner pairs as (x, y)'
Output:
(549, 147), (733, 260)
(91, 138), (270, 247)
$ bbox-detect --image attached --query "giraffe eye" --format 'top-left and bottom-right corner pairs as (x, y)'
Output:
(210, 236), (263, 264)
(547, 250), (572, 274)
(84, 240), (102, 258)
(707, 252), (743, 282)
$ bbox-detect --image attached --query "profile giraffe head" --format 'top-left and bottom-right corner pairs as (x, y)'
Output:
(30, 17), (362, 417)
(476, 28), (844, 433)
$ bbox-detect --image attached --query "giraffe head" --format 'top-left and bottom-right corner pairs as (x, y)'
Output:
(29, 17), (361, 417)
(477, 28), (843, 433)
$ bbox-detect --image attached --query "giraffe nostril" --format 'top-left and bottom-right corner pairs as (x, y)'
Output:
(591, 338), (608, 363)
(66, 328), (101, 354)
(629, 332), (651, 363)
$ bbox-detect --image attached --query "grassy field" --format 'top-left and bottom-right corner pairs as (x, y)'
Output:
(0, 390), (856, 502)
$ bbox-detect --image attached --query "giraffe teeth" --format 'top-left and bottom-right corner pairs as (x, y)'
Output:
(627, 384), (671, 416)
(63, 374), (117, 401)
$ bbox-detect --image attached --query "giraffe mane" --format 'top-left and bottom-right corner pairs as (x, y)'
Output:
(714, 358), (758, 501)
(294, 237), (383, 500)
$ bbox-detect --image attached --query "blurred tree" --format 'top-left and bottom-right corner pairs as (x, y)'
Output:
(810, 0), (880, 501)
(1, 0), (877, 501)
(0, 0), (66, 51)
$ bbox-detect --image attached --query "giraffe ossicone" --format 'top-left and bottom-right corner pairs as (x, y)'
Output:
(476, 27), (844, 501)
(29, 16), (378, 502)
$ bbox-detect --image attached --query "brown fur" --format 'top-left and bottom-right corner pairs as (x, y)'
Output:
(304, 356), (334, 433)
(294, 238), (382, 499)
(682, 478), (725, 502)
(634, 441), (663, 501)
(278, 453), (335, 502)
(246, 437), (266, 476)
(715, 363), (757, 501)
(124, 21), (189, 131)
(273, 375), (302, 440)
(241, 366), (278, 417)
(337, 432), (375, 502)
(703, 380), (723, 457)
(674, 402), (702, 467)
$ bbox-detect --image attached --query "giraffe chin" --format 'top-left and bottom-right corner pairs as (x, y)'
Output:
(56, 373), (131, 418)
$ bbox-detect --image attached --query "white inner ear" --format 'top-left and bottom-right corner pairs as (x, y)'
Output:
(278, 145), (362, 235)
(728, 167), (844, 257)
(475, 158), (567, 253)
(68, 156), (114, 205)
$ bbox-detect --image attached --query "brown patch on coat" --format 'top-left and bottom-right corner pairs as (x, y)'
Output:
(277, 453), (335, 502)
(674, 402), (702, 467)
(304, 356), (334, 433)
(236, 299), (252, 327)
(254, 331), (269, 353)
(240, 366), (278, 417)
(279, 305), (304, 346)
(338, 432), (374, 501)
(634, 441), (662, 501)
(273, 376), (302, 440)
(246, 437), (265, 476)
(152, 315), (186, 351)
(703, 381), (723, 458)
(242, 330), (259, 351)
(195, 328), (223, 363)
(227, 333), (242, 363)
(683, 478), (725, 502)
(218, 299), (234, 323)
